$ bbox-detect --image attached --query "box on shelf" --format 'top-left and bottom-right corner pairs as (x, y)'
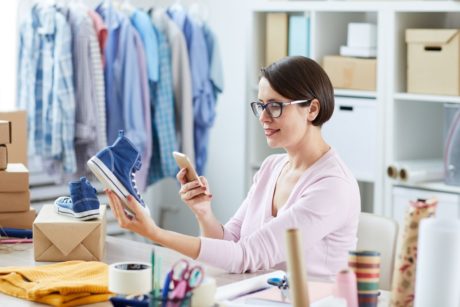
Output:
(0, 111), (27, 165)
(392, 187), (460, 228)
(0, 145), (6, 170)
(0, 120), (11, 144)
(322, 55), (377, 91)
(0, 207), (36, 229)
(0, 191), (30, 212)
(34, 205), (107, 261)
(288, 14), (310, 57)
(322, 97), (377, 181)
(406, 29), (460, 96)
(0, 163), (29, 192)
(347, 23), (377, 48)
(265, 13), (288, 66)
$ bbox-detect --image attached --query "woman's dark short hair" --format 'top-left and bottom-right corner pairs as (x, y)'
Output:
(260, 56), (334, 126)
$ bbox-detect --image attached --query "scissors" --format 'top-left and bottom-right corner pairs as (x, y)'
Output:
(167, 259), (204, 301)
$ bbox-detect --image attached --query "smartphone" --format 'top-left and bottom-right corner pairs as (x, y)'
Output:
(172, 151), (204, 186)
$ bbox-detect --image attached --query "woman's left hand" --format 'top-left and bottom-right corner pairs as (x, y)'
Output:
(105, 189), (159, 241)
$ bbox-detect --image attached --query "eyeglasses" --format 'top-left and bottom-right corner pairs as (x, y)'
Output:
(250, 99), (314, 118)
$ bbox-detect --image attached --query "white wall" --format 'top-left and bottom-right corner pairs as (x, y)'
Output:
(0, 2), (18, 111)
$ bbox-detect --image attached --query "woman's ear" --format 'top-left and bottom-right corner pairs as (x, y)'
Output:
(307, 99), (320, 122)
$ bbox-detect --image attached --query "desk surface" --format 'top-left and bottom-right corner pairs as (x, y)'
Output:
(0, 235), (277, 306)
(0, 236), (391, 307)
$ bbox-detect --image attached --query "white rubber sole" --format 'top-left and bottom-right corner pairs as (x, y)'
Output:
(87, 156), (137, 216)
(87, 156), (150, 217)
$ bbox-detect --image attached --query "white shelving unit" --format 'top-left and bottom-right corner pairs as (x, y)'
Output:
(245, 1), (460, 219)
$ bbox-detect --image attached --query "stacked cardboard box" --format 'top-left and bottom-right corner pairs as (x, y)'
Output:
(0, 113), (36, 229)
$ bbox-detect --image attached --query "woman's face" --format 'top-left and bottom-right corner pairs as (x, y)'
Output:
(257, 77), (310, 149)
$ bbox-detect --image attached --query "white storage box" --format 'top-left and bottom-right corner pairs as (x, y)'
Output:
(347, 23), (377, 48)
(322, 97), (377, 181)
(392, 187), (460, 228)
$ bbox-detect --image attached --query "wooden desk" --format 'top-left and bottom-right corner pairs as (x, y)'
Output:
(0, 235), (275, 306)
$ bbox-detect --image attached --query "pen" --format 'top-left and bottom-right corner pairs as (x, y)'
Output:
(151, 248), (157, 298)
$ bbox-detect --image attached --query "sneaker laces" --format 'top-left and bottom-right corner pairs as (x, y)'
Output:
(131, 172), (144, 204)
(56, 196), (72, 204)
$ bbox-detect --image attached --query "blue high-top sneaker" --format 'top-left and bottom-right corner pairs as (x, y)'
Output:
(54, 177), (100, 220)
(87, 130), (149, 216)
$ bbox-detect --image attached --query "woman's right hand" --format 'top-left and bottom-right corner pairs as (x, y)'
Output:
(177, 168), (213, 218)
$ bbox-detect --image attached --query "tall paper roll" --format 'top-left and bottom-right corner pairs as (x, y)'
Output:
(215, 270), (285, 302)
(108, 262), (152, 295)
(286, 228), (309, 307)
(390, 199), (437, 307)
(414, 218), (460, 307)
(397, 159), (443, 183)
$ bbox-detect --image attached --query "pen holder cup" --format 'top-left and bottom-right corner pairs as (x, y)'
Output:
(149, 293), (192, 307)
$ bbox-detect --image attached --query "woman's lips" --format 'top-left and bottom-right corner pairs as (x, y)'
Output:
(264, 128), (280, 136)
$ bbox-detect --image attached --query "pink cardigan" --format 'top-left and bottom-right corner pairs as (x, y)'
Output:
(197, 149), (360, 280)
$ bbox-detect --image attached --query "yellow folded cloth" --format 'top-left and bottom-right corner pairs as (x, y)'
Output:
(0, 260), (113, 306)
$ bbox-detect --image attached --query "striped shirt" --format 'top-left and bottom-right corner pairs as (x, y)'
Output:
(152, 8), (195, 166)
(18, 5), (76, 174)
(148, 28), (178, 184)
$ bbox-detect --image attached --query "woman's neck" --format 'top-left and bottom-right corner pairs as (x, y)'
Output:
(285, 128), (330, 172)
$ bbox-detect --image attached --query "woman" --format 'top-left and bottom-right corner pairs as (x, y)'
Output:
(106, 56), (360, 281)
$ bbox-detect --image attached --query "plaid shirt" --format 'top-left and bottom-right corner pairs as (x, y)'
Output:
(148, 29), (178, 184)
(18, 6), (76, 174)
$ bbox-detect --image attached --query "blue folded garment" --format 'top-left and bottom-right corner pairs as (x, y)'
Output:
(0, 228), (33, 239)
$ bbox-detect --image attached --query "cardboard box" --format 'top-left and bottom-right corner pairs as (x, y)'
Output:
(0, 208), (36, 229)
(0, 120), (11, 144)
(406, 29), (460, 96)
(0, 163), (28, 192)
(0, 111), (27, 165)
(265, 13), (288, 66)
(0, 191), (30, 212)
(322, 56), (377, 91)
(34, 205), (107, 261)
(0, 145), (6, 170)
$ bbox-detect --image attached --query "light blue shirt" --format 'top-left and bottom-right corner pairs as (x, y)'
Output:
(96, 5), (146, 153)
(130, 9), (159, 83)
(18, 5), (77, 174)
(148, 28), (178, 184)
(169, 10), (216, 174)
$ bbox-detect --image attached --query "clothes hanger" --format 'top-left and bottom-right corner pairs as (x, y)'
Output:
(169, 0), (183, 12)
(120, 0), (135, 15)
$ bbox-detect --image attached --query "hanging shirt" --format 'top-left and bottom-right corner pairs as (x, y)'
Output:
(148, 28), (177, 185)
(197, 149), (360, 280)
(63, 4), (100, 177)
(87, 10), (107, 151)
(202, 24), (224, 99)
(88, 9), (107, 65)
(129, 9), (154, 193)
(130, 10), (159, 83)
(95, 5), (146, 153)
(18, 5), (77, 174)
(152, 8), (195, 166)
(168, 10), (216, 175)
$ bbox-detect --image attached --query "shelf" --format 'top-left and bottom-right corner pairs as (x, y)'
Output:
(334, 89), (377, 99)
(251, 1), (460, 13)
(394, 181), (460, 195)
(394, 92), (460, 104)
